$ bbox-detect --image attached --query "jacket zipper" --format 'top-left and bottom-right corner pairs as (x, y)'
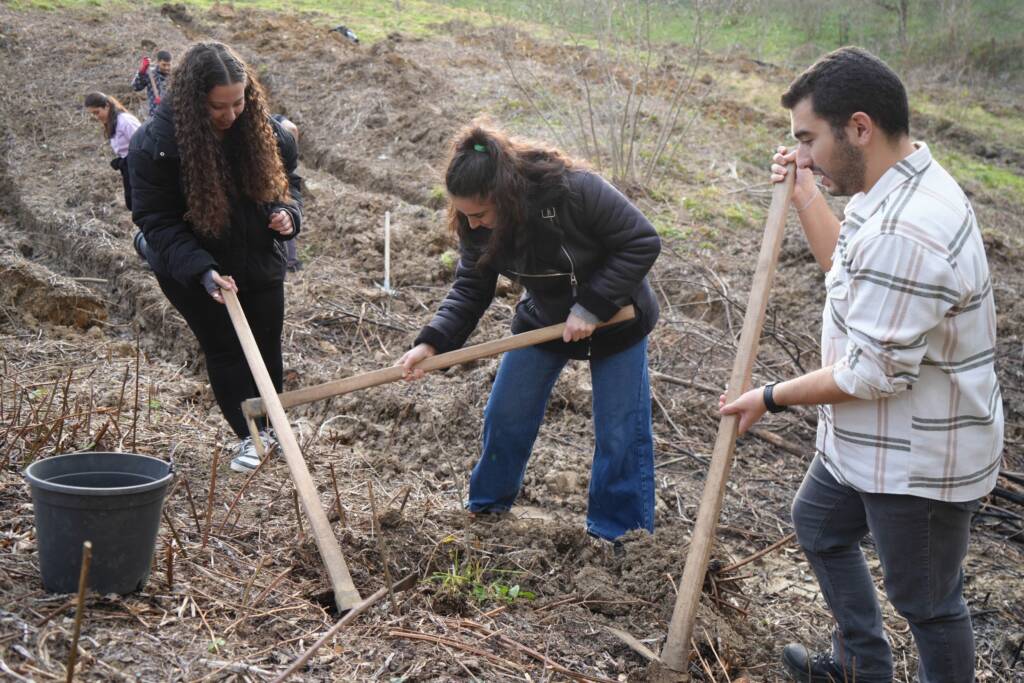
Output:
(560, 245), (591, 357)
(561, 245), (578, 298)
(505, 269), (571, 278)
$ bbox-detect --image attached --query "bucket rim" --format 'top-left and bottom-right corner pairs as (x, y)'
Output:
(25, 452), (174, 497)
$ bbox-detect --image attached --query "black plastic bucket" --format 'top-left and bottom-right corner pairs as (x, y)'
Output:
(25, 452), (173, 594)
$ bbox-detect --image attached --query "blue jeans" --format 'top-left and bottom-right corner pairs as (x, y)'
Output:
(467, 338), (654, 541)
(792, 455), (978, 683)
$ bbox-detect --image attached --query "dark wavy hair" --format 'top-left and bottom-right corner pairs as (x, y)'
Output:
(445, 121), (581, 266)
(781, 46), (909, 138)
(171, 42), (290, 238)
(83, 92), (127, 140)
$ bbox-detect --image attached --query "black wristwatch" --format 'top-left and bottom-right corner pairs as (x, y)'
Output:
(763, 382), (788, 414)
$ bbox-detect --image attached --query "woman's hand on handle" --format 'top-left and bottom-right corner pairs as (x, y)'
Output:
(202, 269), (238, 305)
(399, 343), (436, 381)
(563, 312), (597, 343)
(771, 146), (817, 211)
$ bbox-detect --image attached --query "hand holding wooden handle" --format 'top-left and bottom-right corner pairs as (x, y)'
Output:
(242, 305), (636, 419)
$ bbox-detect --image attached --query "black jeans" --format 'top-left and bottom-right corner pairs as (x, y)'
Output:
(792, 455), (979, 682)
(156, 274), (284, 438)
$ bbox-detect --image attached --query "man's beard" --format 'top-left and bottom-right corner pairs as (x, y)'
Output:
(822, 132), (866, 197)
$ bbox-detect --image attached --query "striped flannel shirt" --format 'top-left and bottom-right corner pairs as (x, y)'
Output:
(817, 142), (1003, 502)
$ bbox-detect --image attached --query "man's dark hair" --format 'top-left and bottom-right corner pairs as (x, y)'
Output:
(781, 46), (909, 138)
(156, 50), (172, 61)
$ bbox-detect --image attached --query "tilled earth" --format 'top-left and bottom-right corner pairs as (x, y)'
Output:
(1, 4), (1022, 681)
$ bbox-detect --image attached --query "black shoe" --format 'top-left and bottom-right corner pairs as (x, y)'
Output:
(132, 231), (149, 261)
(781, 643), (851, 682)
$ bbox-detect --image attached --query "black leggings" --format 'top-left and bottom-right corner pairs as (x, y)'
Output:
(118, 163), (132, 210)
(157, 274), (283, 438)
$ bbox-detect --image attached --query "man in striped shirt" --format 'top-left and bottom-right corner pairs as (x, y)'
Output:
(721, 47), (1002, 683)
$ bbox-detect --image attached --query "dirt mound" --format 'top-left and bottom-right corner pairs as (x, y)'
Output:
(0, 250), (108, 329)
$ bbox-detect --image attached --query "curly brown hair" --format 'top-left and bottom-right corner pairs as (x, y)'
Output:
(445, 120), (581, 266)
(171, 42), (290, 238)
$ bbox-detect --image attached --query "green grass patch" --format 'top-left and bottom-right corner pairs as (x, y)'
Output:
(934, 146), (1024, 203)
(438, 248), (458, 272)
(433, 0), (805, 62)
(652, 216), (684, 240)
(427, 184), (448, 209)
(914, 96), (1024, 153)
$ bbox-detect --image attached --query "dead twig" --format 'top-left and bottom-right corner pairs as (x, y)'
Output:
(216, 451), (271, 535)
(328, 462), (347, 528)
(454, 619), (619, 683)
(388, 628), (529, 673)
(65, 541), (92, 683)
(719, 532), (797, 574)
(162, 511), (189, 560)
(272, 573), (417, 682)
(201, 449), (221, 549)
(367, 481), (396, 611)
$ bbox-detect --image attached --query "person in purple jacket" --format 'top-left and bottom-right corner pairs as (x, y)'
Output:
(85, 92), (141, 210)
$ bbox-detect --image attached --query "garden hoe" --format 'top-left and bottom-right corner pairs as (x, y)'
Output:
(223, 289), (362, 613)
(612, 167), (794, 682)
(240, 305), (636, 420)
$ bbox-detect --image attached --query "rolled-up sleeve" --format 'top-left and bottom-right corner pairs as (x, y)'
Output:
(832, 233), (962, 400)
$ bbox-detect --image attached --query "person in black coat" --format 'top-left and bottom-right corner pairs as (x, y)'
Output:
(399, 122), (661, 542)
(128, 42), (302, 473)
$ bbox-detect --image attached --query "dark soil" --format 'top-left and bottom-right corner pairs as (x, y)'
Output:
(1, 4), (1022, 682)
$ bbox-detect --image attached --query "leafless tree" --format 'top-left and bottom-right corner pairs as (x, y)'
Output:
(492, 0), (736, 190)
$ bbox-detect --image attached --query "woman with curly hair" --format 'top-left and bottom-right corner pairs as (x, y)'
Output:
(84, 92), (140, 209)
(128, 41), (302, 472)
(399, 122), (661, 542)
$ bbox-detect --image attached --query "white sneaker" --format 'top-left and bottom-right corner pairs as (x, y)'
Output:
(230, 430), (277, 473)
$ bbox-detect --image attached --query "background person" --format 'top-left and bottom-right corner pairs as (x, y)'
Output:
(84, 91), (140, 210)
(132, 49), (172, 117)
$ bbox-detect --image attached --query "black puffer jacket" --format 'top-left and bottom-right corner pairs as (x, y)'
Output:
(127, 102), (302, 291)
(415, 170), (661, 360)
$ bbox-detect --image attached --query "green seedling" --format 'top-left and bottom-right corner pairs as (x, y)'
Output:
(427, 550), (536, 605)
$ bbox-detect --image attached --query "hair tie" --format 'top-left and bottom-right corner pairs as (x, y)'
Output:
(472, 143), (487, 153)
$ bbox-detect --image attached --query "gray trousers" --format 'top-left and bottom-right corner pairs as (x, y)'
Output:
(792, 455), (978, 682)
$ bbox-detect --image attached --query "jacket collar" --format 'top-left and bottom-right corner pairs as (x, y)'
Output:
(843, 142), (932, 228)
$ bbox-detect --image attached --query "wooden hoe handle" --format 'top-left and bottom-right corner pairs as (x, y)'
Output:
(223, 289), (362, 612)
(242, 305), (637, 419)
(659, 168), (795, 671)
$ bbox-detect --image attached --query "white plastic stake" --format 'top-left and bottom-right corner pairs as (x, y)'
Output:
(383, 211), (392, 292)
